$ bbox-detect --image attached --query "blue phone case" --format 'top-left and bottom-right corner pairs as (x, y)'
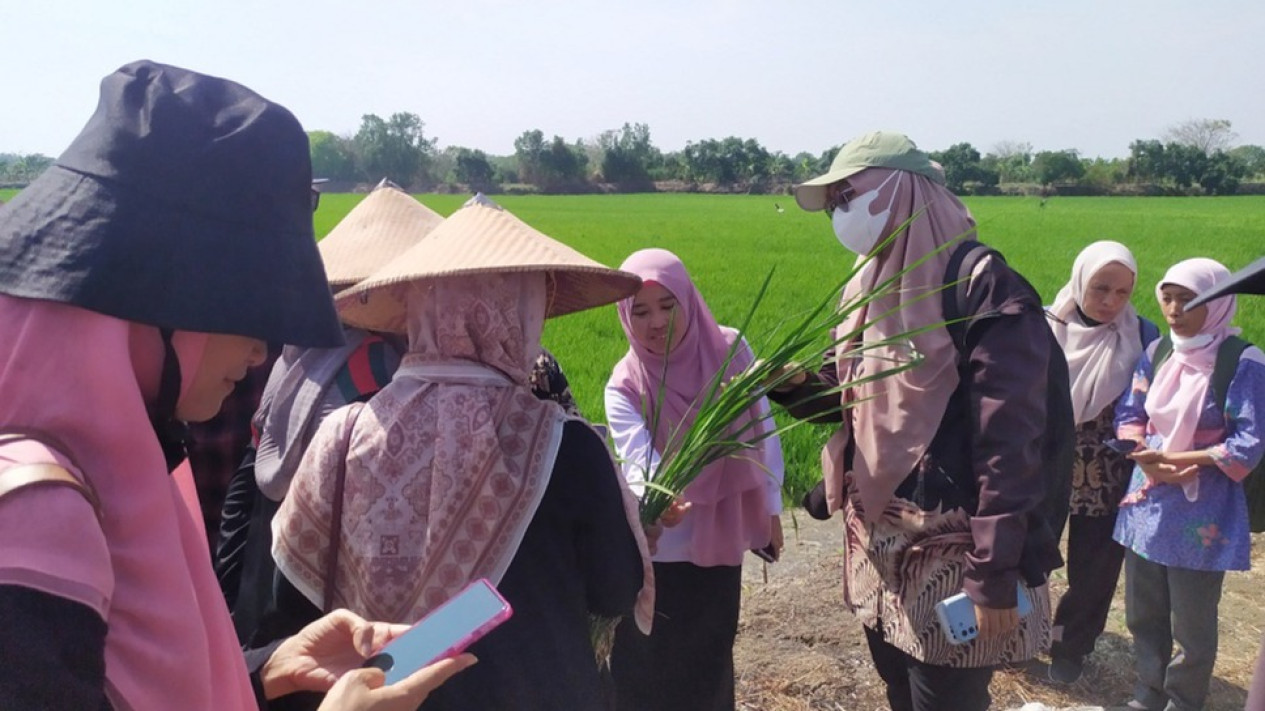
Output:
(934, 584), (1032, 645)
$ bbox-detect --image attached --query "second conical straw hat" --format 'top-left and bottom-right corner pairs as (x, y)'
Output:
(318, 180), (445, 292)
(335, 194), (641, 333)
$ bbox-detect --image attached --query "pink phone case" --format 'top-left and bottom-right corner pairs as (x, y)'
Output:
(364, 578), (513, 684)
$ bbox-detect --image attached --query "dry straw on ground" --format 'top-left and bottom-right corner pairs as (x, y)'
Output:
(734, 514), (1262, 711)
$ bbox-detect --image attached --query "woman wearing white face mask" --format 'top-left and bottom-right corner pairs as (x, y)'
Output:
(770, 132), (1064, 711)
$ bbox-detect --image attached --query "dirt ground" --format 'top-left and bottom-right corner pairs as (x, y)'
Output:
(733, 512), (1264, 711)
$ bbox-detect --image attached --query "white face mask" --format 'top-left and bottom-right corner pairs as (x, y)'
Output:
(831, 172), (899, 255)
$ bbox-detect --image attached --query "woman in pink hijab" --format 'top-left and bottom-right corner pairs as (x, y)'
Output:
(0, 61), (470, 710)
(1112, 258), (1265, 711)
(605, 248), (785, 711)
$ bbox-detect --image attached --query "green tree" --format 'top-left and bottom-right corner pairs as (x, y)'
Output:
(928, 143), (997, 193)
(1032, 150), (1085, 185)
(308, 131), (358, 181)
(1199, 151), (1247, 195)
(353, 112), (437, 188)
(598, 122), (657, 190)
(452, 147), (496, 192)
(513, 129), (547, 186)
(1228, 145), (1265, 178)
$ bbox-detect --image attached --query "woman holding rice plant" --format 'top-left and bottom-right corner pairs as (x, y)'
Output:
(605, 248), (785, 711)
(778, 131), (1063, 711)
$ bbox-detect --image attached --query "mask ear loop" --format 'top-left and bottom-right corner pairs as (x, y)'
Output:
(152, 328), (190, 473)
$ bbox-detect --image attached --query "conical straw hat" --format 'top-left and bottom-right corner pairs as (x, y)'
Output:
(318, 179), (445, 292)
(335, 194), (642, 333)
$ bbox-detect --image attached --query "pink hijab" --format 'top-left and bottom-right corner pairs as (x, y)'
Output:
(1145, 258), (1239, 453)
(274, 273), (566, 623)
(609, 248), (772, 566)
(1049, 241), (1142, 424)
(825, 168), (973, 523)
(0, 295), (255, 710)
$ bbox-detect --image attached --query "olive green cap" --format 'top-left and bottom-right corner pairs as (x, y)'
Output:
(793, 131), (945, 211)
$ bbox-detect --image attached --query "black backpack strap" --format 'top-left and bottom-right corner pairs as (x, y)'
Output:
(1150, 335), (1174, 381)
(1211, 336), (1250, 413)
(942, 240), (998, 352)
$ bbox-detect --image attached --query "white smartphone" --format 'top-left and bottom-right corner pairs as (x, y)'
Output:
(362, 578), (512, 684)
(935, 583), (1032, 645)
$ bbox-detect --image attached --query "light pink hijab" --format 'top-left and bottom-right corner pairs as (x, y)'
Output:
(1145, 258), (1238, 453)
(826, 168), (973, 523)
(0, 295), (255, 710)
(1049, 241), (1142, 424)
(274, 273), (566, 623)
(609, 248), (772, 566)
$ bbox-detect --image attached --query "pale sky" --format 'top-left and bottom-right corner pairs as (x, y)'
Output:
(4, 0), (1263, 160)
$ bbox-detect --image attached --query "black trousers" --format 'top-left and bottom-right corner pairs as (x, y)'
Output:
(1050, 512), (1126, 661)
(864, 625), (993, 711)
(611, 561), (742, 711)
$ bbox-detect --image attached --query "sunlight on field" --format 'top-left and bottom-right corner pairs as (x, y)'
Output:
(7, 186), (1258, 500)
(309, 193), (1265, 500)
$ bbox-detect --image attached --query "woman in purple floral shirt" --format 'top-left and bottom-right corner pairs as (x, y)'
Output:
(1112, 258), (1265, 711)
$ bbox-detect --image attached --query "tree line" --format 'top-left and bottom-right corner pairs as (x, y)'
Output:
(5, 118), (1264, 196)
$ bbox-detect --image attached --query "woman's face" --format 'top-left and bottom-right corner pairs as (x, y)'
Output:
(1159, 284), (1209, 338)
(176, 334), (268, 422)
(1081, 261), (1136, 324)
(628, 282), (680, 355)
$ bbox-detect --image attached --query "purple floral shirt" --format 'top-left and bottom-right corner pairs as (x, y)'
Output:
(1112, 343), (1265, 572)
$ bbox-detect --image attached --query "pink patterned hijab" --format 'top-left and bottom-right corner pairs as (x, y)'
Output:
(273, 273), (566, 623)
(826, 168), (973, 522)
(1145, 258), (1238, 454)
(0, 295), (255, 710)
(609, 248), (772, 566)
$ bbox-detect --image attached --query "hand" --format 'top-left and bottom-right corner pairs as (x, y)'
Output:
(1143, 461), (1199, 485)
(262, 609), (412, 700)
(754, 359), (808, 392)
(317, 655), (476, 711)
(644, 499), (692, 555)
(767, 514), (784, 562)
(1127, 448), (1165, 465)
(974, 603), (1020, 640)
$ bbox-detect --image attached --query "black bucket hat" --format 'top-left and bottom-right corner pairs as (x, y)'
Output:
(0, 60), (344, 348)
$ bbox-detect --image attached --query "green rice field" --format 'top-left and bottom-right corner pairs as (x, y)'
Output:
(4, 188), (1262, 500)
(320, 193), (1264, 502)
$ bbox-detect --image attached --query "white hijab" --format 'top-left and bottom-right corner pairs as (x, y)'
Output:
(1049, 241), (1142, 424)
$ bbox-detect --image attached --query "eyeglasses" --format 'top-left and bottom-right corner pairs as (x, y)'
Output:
(310, 188), (321, 213)
(823, 181), (856, 214)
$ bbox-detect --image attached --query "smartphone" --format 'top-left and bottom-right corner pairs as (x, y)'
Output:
(935, 584), (1032, 645)
(751, 541), (778, 563)
(362, 578), (512, 684)
(1105, 438), (1139, 454)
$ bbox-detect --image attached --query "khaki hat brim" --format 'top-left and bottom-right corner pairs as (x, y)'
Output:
(333, 200), (642, 333)
(792, 165), (867, 211)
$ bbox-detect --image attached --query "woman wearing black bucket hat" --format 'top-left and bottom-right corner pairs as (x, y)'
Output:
(0, 61), (471, 710)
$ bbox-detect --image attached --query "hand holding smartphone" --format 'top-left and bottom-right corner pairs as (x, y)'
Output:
(935, 584), (1032, 645)
(362, 578), (512, 684)
(1105, 438), (1139, 454)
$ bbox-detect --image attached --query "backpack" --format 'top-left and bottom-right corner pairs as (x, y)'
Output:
(1149, 334), (1265, 532)
(943, 240), (1076, 547)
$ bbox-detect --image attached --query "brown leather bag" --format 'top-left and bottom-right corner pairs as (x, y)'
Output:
(0, 430), (102, 519)
(321, 403), (366, 614)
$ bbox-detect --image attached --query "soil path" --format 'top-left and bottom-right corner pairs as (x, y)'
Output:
(733, 512), (1262, 710)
